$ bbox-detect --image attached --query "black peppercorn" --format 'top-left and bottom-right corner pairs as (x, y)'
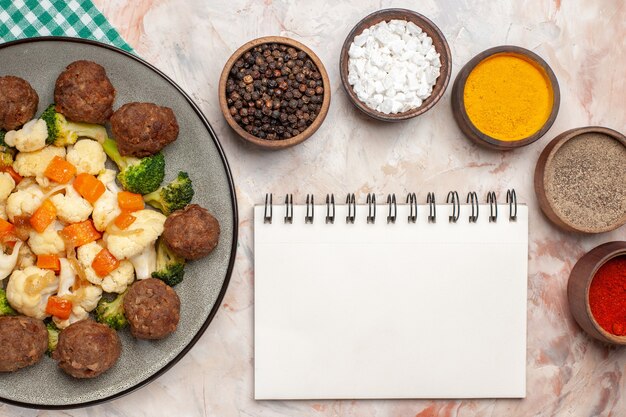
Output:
(226, 42), (324, 140)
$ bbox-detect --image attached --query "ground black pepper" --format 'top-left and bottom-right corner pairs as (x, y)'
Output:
(226, 43), (324, 140)
(546, 133), (626, 230)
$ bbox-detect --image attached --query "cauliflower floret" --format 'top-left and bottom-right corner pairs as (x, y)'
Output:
(130, 242), (157, 280)
(3, 119), (48, 153)
(66, 139), (107, 175)
(0, 203), (6, 220)
(104, 209), (166, 260)
(13, 146), (66, 187)
(50, 184), (92, 223)
(6, 265), (59, 319)
(16, 242), (35, 269)
(92, 169), (121, 232)
(52, 258), (103, 329)
(77, 242), (135, 293)
(0, 172), (15, 202)
(5, 183), (44, 221)
(1, 241), (23, 281)
(28, 221), (65, 255)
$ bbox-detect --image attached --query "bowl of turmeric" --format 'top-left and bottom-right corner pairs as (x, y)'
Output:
(451, 45), (560, 150)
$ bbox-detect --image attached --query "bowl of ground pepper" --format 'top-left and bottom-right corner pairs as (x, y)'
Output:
(534, 126), (626, 233)
(568, 241), (626, 345)
(219, 36), (330, 149)
(451, 45), (560, 150)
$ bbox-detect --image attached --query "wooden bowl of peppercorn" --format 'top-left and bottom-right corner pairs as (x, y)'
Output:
(568, 241), (626, 345)
(219, 36), (330, 149)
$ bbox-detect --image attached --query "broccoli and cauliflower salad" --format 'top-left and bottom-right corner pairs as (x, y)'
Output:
(0, 61), (221, 379)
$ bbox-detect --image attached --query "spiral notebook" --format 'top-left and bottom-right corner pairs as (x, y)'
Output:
(254, 191), (528, 400)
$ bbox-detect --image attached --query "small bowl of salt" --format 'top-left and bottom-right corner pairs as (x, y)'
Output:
(339, 8), (452, 121)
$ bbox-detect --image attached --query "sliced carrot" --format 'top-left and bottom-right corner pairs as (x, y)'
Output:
(45, 296), (72, 320)
(0, 218), (16, 243)
(92, 248), (120, 277)
(0, 166), (22, 184)
(29, 199), (57, 233)
(114, 211), (137, 230)
(43, 156), (76, 184)
(37, 254), (61, 272)
(0, 218), (14, 235)
(73, 173), (106, 204)
(117, 191), (144, 212)
(60, 220), (102, 247)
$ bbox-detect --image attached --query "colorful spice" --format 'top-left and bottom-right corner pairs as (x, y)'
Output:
(589, 256), (626, 336)
(545, 133), (626, 232)
(463, 53), (553, 141)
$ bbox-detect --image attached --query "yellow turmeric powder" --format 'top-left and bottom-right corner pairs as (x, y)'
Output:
(463, 53), (553, 141)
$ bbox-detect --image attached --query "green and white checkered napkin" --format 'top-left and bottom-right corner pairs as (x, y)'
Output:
(0, 0), (132, 52)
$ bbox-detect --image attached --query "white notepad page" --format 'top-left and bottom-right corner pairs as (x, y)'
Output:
(254, 202), (528, 399)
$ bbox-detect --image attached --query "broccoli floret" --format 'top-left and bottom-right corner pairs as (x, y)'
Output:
(102, 138), (165, 195)
(0, 288), (17, 316)
(46, 321), (60, 356)
(40, 104), (107, 147)
(95, 290), (128, 330)
(143, 171), (194, 215)
(152, 238), (185, 286)
(0, 130), (15, 168)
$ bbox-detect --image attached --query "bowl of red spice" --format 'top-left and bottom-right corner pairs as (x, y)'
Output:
(568, 241), (626, 345)
(219, 36), (331, 149)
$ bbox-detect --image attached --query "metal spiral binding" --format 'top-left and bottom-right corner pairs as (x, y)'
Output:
(284, 194), (293, 223)
(446, 191), (460, 223)
(507, 189), (517, 221)
(264, 190), (517, 224)
(487, 191), (497, 222)
(406, 193), (417, 223)
(466, 191), (478, 222)
(264, 193), (272, 224)
(305, 194), (314, 224)
(387, 194), (397, 224)
(427, 192), (436, 223)
(326, 194), (335, 224)
(346, 193), (356, 224)
(366, 194), (376, 223)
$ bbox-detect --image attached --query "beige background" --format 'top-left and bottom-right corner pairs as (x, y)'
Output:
(1, 0), (625, 415)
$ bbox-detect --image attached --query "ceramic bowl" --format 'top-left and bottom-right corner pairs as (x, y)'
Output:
(339, 8), (452, 122)
(219, 36), (331, 149)
(534, 126), (626, 233)
(451, 45), (560, 150)
(568, 241), (626, 345)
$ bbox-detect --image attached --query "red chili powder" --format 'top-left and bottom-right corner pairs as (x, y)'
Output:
(589, 256), (626, 336)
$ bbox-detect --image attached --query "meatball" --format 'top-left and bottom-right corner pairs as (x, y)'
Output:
(110, 102), (179, 157)
(163, 204), (220, 260)
(54, 60), (115, 124)
(0, 76), (39, 131)
(124, 278), (180, 340)
(53, 319), (121, 378)
(0, 316), (47, 372)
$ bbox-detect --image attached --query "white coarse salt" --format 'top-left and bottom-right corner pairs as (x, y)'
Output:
(347, 19), (441, 114)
